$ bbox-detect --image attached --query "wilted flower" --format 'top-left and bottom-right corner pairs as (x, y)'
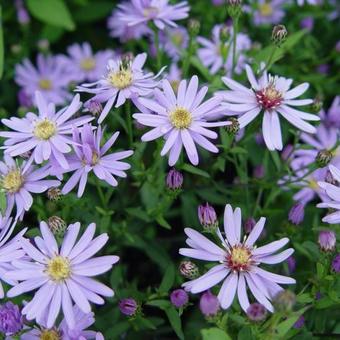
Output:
(0, 302), (23, 335)
(50, 124), (133, 198)
(288, 203), (305, 225)
(199, 291), (220, 316)
(331, 253), (340, 273)
(225, 117), (240, 135)
(0, 92), (92, 169)
(180, 204), (295, 312)
(133, 76), (229, 166)
(166, 168), (183, 190)
(318, 230), (336, 251)
(47, 187), (62, 201)
(246, 303), (267, 322)
(198, 203), (218, 231)
(179, 261), (199, 279)
(15, 54), (71, 105)
(77, 53), (162, 124)
(0, 155), (60, 218)
(119, 298), (138, 316)
(221, 64), (319, 151)
(273, 290), (296, 312)
(6, 222), (119, 328)
(170, 289), (189, 308)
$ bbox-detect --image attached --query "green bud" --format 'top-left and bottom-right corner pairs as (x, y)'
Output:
(47, 216), (67, 237)
(188, 19), (200, 36)
(225, 117), (240, 135)
(316, 149), (333, 167)
(273, 290), (296, 312)
(272, 25), (288, 47)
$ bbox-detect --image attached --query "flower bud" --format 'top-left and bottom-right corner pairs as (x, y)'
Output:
(316, 149), (333, 167)
(47, 187), (62, 201)
(281, 144), (293, 162)
(198, 203), (218, 232)
(166, 168), (183, 191)
(220, 25), (230, 42)
(331, 253), (340, 273)
(253, 165), (265, 179)
(119, 298), (138, 316)
(288, 203), (305, 225)
(287, 256), (296, 274)
(272, 25), (287, 46)
(170, 289), (189, 308)
(300, 17), (314, 32)
(18, 89), (32, 108)
(85, 100), (103, 116)
(47, 216), (67, 236)
(325, 170), (337, 185)
(199, 291), (220, 316)
(293, 315), (305, 329)
(273, 290), (296, 312)
(310, 97), (323, 113)
(318, 230), (336, 252)
(37, 39), (50, 52)
(246, 303), (267, 322)
(225, 117), (240, 135)
(0, 302), (23, 335)
(179, 261), (199, 279)
(188, 19), (200, 36)
(244, 217), (256, 234)
(227, 0), (242, 18)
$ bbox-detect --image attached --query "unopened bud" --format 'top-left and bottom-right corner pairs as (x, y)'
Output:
(220, 25), (230, 42)
(47, 216), (67, 236)
(318, 230), (336, 252)
(166, 168), (183, 191)
(170, 289), (188, 308)
(246, 303), (267, 322)
(227, 0), (242, 18)
(119, 298), (138, 316)
(85, 100), (103, 116)
(225, 117), (240, 134)
(273, 290), (296, 312)
(188, 19), (200, 36)
(198, 203), (218, 232)
(272, 25), (287, 46)
(179, 261), (199, 279)
(310, 96), (323, 113)
(316, 149), (333, 167)
(288, 203), (305, 225)
(47, 187), (62, 201)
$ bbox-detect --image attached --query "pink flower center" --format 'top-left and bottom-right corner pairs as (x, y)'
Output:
(255, 85), (282, 110)
(226, 245), (252, 272)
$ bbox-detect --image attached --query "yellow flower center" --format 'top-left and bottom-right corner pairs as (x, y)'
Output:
(259, 3), (273, 16)
(81, 57), (96, 71)
(39, 79), (52, 90)
(107, 69), (133, 89)
(264, 85), (281, 101)
(34, 119), (56, 140)
(171, 33), (184, 47)
(1, 168), (23, 193)
(309, 179), (319, 190)
(40, 329), (61, 340)
(226, 245), (252, 272)
(46, 256), (71, 281)
(92, 152), (99, 165)
(169, 107), (192, 129)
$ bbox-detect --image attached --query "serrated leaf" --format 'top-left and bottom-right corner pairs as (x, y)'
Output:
(27, 0), (75, 30)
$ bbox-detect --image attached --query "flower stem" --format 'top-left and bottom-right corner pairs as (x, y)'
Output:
(152, 25), (162, 70)
(231, 17), (239, 77)
(260, 45), (277, 77)
(183, 36), (194, 78)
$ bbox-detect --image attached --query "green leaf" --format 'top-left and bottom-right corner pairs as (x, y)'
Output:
(181, 164), (210, 178)
(275, 307), (309, 337)
(73, 1), (113, 23)
(237, 326), (253, 340)
(201, 328), (232, 340)
(0, 6), (3, 79)
(147, 299), (171, 309)
(164, 307), (184, 340)
(158, 264), (175, 293)
(156, 215), (172, 230)
(0, 191), (6, 215)
(26, 0), (75, 31)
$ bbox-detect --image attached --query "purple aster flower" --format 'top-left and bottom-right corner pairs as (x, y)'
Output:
(5, 222), (119, 329)
(133, 76), (229, 166)
(197, 25), (251, 75)
(15, 54), (71, 105)
(331, 253), (340, 273)
(221, 64), (319, 151)
(318, 230), (336, 251)
(22, 305), (104, 340)
(76, 53), (162, 124)
(317, 165), (340, 223)
(1, 92), (93, 169)
(0, 214), (26, 299)
(119, 298), (138, 316)
(170, 289), (189, 308)
(288, 203), (305, 225)
(199, 290), (220, 316)
(50, 124), (133, 198)
(0, 156), (60, 218)
(252, 0), (286, 26)
(300, 17), (314, 31)
(287, 256), (296, 274)
(108, 5), (151, 42)
(58, 43), (113, 84)
(166, 168), (183, 190)
(118, 0), (190, 31)
(246, 303), (267, 322)
(179, 204), (295, 312)
(158, 26), (189, 61)
(0, 302), (24, 335)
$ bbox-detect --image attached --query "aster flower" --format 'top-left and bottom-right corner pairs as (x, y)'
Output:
(15, 54), (71, 105)
(221, 64), (319, 151)
(0, 92), (93, 169)
(0, 214), (26, 299)
(317, 164), (340, 223)
(179, 204), (295, 312)
(133, 76), (229, 166)
(58, 43), (113, 83)
(0, 155), (60, 218)
(118, 0), (190, 30)
(0, 302), (24, 336)
(108, 5), (151, 42)
(21, 305), (104, 340)
(250, 0), (286, 26)
(50, 124), (133, 198)
(76, 53), (162, 124)
(6, 222), (119, 328)
(197, 25), (251, 75)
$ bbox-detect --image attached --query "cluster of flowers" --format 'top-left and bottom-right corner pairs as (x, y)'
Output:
(1, 0), (339, 337)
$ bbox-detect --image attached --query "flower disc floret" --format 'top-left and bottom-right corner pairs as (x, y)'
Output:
(33, 119), (56, 140)
(1, 168), (23, 193)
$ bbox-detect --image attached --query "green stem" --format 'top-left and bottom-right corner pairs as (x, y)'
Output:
(259, 45), (277, 76)
(183, 36), (194, 78)
(231, 18), (239, 77)
(152, 26), (162, 70)
(126, 102), (133, 147)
